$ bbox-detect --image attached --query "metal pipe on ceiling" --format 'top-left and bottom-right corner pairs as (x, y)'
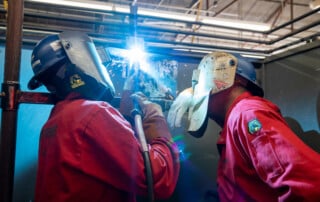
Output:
(270, 32), (320, 53)
(270, 19), (320, 45)
(130, 31), (320, 55)
(11, 6), (319, 47)
(0, 2), (318, 57)
(21, 1), (269, 33)
(0, 0), (24, 202)
(20, 10), (268, 44)
(22, 1), (320, 35)
(0, 25), (315, 59)
(0, 19), (318, 58)
(3, 7), (319, 49)
(267, 6), (320, 34)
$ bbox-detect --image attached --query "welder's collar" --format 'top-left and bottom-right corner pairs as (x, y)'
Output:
(224, 91), (253, 123)
(65, 92), (84, 101)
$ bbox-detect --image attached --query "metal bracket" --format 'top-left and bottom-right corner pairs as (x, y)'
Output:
(1, 81), (20, 111)
(18, 92), (55, 105)
(0, 81), (57, 109)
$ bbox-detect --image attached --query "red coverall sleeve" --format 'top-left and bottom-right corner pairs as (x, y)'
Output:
(235, 109), (320, 201)
(78, 105), (180, 199)
(148, 138), (180, 199)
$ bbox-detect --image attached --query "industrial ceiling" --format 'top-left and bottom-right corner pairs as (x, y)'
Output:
(0, 0), (319, 59)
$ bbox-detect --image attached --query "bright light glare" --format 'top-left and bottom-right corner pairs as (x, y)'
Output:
(139, 10), (196, 22)
(126, 45), (150, 72)
(172, 135), (191, 162)
(202, 17), (271, 32)
(128, 46), (146, 63)
(26, 0), (271, 32)
(241, 54), (267, 59)
(27, 0), (130, 13)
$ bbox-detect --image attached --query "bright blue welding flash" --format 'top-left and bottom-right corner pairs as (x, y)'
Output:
(127, 45), (149, 72)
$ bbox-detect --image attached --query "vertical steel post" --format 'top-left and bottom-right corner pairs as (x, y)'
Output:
(0, 0), (24, 202)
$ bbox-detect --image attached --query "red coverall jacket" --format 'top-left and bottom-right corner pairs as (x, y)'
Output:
(35, 93), (180, 202)
(217, 92), (320, 202)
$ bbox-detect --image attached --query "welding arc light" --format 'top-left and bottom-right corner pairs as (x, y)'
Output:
(126, 44), (149, 72)
(128, 45), (146, 64)
(126, 36), (147, 69)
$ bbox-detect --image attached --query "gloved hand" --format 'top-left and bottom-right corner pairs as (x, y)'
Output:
(131, 92), (172, 143)
(119, 70), (153, 120)
(167, 87), (193, 128)
(119, 72), (140, 123)
(123, 71), (139, 91)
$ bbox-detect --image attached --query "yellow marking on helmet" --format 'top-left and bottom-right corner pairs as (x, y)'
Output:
(70, 74), (85, 89)
(4, 0), (8, 19)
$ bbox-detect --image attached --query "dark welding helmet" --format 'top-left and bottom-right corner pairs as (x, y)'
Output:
(28, 31), (115, 101)
(236, 57), (264, 97)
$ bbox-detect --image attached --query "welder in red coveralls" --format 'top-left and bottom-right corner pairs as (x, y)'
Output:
(168, 51), (320, 201)
(28, 31), (180, 202)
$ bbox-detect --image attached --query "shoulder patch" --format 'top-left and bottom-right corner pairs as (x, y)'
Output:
(248, 119), (262, 134)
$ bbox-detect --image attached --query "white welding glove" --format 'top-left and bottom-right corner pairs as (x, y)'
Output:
(167, 87), (193, 128)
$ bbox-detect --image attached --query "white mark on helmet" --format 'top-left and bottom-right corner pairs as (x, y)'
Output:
(50, 40), (62, 51)
(32, 59), (41, 69)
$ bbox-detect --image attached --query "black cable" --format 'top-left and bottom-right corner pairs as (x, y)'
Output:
(132, 109), (155, 202)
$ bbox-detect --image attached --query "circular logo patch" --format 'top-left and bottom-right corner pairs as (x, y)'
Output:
(248, 119), (262, 134)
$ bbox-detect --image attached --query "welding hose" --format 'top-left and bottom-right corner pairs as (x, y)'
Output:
(131, 109), (155, 202)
